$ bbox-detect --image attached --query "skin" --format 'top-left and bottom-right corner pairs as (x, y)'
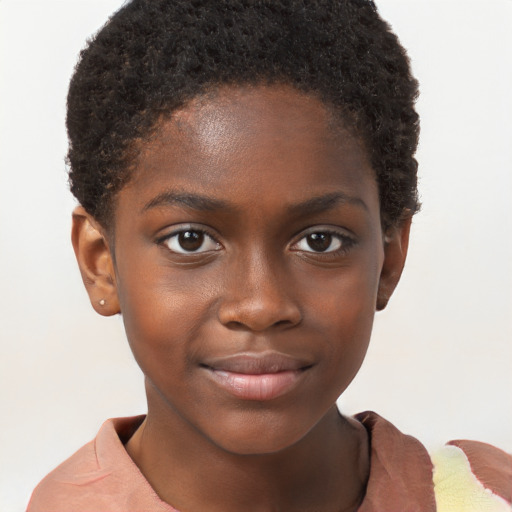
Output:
(72, 84), (411, 512)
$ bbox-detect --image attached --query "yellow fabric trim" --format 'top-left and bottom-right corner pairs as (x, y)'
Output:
(432, 445), (512, 512)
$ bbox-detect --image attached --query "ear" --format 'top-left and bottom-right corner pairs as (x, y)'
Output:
(71, 206), (120, 316)
(376, 216), (412, 311)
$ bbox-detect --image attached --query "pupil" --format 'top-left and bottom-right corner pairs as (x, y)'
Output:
(178, 231), (204, 251)
(307, 233), (331, 252)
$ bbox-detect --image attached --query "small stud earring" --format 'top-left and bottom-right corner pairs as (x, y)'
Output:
(99, 299), (106, 306)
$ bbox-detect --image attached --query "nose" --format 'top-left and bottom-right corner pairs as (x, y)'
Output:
(217, 253), (302, 332)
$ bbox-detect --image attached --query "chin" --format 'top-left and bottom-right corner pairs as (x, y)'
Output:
(204, 411), (317, 456)
(215, 435), (303, 457)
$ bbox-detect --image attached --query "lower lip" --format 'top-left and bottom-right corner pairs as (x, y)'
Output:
(206, 369), (304, 401)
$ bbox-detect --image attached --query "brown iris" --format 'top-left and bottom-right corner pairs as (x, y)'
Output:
(306, 233), (332, 252)
(178, 231), (204, 251)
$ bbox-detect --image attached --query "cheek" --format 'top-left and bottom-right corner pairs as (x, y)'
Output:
(305, 253), (380, 327)
(302, 258), (381, 381)
(116, 260), (218, 374)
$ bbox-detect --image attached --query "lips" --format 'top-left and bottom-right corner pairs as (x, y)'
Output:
(201, 352), (312, 401)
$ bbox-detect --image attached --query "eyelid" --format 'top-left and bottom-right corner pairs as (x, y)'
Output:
(157, 224), (222, 254)
(289, 226), (356, 253)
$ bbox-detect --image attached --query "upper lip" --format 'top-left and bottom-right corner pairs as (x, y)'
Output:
(201, 352), (313, 375)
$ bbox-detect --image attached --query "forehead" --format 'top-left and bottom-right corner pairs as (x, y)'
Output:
(124, 84), (378, 218)
(168, 85), (344, 148)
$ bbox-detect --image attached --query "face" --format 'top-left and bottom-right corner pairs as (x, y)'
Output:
(75, 85), (408, 455)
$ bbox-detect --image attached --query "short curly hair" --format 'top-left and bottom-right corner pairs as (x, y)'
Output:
(67, 0), (420, 229)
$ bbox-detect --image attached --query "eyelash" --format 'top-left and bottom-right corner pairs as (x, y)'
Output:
(291, 228), (356, 256)
(157, 226), (356, 256)
(158, 226), (222, 254)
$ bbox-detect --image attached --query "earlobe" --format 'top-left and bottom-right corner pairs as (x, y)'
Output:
(376, 216), (412, 311)
(71, 206), (120, 316)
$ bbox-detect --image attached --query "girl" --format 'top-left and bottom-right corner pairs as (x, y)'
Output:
(26, 1), (512, 510)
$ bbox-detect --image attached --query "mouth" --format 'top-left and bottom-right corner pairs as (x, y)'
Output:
(200, 352), (313, 401)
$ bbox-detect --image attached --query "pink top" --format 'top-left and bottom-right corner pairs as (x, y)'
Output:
(27, 411), (512, 511)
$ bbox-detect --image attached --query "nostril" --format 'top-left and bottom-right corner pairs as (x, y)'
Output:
(218, 303), (301, 332)
(223, 320), (250, 331)
(220, 315), (301, 333)
(274, 319), (296, 328)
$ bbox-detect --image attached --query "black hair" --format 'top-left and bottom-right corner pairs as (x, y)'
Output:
(67, 0), (419, 228)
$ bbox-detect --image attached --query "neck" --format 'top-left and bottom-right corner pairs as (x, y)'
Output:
(126, 383), (369, 512)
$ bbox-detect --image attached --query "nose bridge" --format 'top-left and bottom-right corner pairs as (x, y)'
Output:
(218, 246), (301, 331)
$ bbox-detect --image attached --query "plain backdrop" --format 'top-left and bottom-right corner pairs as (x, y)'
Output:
(1, 1), (511, 510)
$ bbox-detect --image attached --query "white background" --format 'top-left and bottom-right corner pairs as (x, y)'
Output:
(1, 1), (511, 510)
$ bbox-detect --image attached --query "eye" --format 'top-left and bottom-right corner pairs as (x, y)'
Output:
(162, 228), (221, 254)
(292, 230), (353, 254)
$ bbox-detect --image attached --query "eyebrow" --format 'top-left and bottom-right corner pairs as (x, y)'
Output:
(142, 190), (368, 215)
(142, 190), (233, 213)
(286, 191), (369, 217)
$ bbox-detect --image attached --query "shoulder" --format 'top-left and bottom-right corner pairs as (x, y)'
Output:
(27, 436), (110, 511)
(354, 411), (512, 512)
(27, 416), (175, 512)
(355, 411), (438, 511)
(432, 439), (512, 511)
